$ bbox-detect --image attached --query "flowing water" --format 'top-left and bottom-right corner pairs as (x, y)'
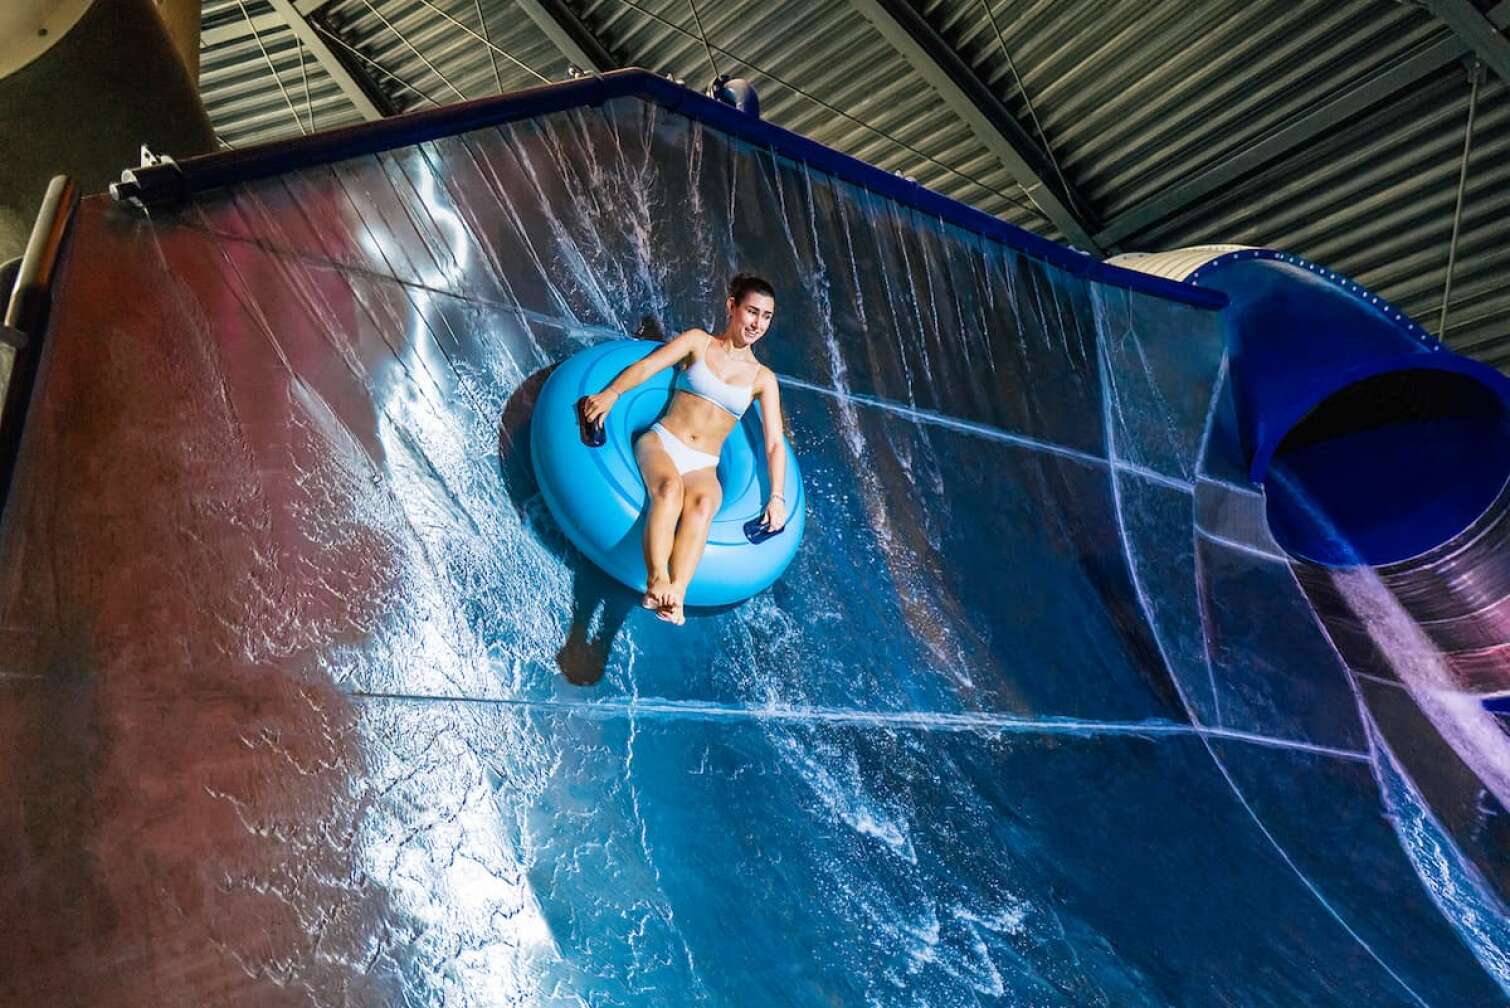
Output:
(0, 94), (1503, 1006)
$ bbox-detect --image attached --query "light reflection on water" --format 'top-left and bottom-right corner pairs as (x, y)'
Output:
(0, 92), (1504, 1006)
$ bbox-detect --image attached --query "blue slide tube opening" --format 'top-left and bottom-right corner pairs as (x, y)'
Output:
(1183, 251), (1510, 568)
(1263, 365), (1510, 567)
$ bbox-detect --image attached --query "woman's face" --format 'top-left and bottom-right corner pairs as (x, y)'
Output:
(728, 292), (775, 346)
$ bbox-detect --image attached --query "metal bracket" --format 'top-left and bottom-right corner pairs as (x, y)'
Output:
(110, 145), (189, 212)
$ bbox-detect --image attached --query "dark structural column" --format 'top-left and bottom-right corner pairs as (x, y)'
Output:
(0, 0), (215, 261)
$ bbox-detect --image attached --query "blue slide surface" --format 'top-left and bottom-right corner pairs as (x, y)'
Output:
(0, 81), (1504, 1005)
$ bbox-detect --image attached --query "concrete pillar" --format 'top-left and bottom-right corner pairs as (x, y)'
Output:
(0, 0), (215, 260)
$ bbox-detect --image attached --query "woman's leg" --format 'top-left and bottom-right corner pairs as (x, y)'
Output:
(664, 467), (722, 624)
(634, 431), (684, 610)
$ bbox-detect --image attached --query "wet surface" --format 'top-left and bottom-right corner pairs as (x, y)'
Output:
(0, 95), (1504, 1005)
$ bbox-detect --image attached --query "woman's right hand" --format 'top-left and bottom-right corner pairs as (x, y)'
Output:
(581, 389), (619, 424)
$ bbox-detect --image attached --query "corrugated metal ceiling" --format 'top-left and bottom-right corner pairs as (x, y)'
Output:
(194, 0), (1509, 368)
(201, 0), (369, 145)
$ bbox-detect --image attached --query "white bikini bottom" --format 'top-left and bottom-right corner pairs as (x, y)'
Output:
(650, 423), (719, 475)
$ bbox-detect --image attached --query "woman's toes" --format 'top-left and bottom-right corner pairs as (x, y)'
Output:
(644, 573), (671, 609)
(662, 586), (687, 626)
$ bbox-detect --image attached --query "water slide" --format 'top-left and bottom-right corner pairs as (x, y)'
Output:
(1, 71), (1506, 1005)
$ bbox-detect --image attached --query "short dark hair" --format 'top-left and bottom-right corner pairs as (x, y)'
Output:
(729, 272), (775, 304)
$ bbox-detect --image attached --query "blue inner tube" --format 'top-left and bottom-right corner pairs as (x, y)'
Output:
(531, 339), (805, 606)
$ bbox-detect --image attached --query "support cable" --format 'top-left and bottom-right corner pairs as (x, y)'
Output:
(410, 0), (550, 83)
(603, 0), (1049, 224)
(686, 0), (722, 82)
(978, 0), (1077, 216)
(359, 0), (471, 101)
(475, 0), (505, 93)
(236, 0), (310, 136)
(298, 36), (315, 133)
(1438, 60), (1483, 342)
(312, 21), (445, 108)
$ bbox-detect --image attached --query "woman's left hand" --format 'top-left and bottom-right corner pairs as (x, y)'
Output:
(762, 496), (787, 532)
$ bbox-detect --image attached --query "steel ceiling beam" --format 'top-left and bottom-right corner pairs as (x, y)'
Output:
(847, 0), (1102, 253)
(1099, 0), (1510, 246)
(201, 12), (283, 48)
(265, 0), (390, 121)
(1423, 0), (1510, 87)
(515, 0), (617, 74)
(201, 1), (329, 48)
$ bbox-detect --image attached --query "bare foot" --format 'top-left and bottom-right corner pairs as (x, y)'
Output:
(656, 584), (687, 626)
(643, 571), (672, 610)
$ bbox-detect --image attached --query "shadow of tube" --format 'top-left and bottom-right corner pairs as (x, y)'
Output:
(499, 365), (634, 686)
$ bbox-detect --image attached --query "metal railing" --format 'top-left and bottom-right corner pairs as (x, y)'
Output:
(0, 175), (78, 518)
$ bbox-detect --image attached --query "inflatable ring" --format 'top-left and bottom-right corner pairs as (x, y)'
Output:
(531, 339), (805, 606)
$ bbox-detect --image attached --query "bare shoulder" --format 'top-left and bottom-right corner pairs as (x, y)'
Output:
(671, 326), (709, 355)
(755, 364), (780, 396)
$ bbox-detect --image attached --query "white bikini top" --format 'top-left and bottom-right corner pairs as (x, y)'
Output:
(674, 335), (755, 418)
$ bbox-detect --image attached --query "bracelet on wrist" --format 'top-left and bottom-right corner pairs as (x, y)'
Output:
(769, 493), (785, 502)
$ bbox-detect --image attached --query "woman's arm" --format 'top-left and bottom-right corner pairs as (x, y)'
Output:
(580, 328), (704, 423)
(755, 367), (789, 530)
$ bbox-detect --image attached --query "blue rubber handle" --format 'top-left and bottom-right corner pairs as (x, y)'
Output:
(575, 397), (606, 448)
(743, 516), (786, 545)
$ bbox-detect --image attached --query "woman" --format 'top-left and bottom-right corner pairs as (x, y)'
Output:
(580, 274), (788, 625)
